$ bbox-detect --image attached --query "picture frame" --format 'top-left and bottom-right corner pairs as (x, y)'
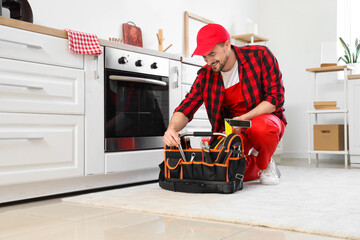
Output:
(184, 11), (213, 57)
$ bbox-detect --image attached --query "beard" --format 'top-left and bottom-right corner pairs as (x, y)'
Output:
(210, 61), (225, 72)
(210, 52), (229, 72)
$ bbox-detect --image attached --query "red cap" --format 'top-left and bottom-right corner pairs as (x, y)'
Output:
(192, 24), (230, 57)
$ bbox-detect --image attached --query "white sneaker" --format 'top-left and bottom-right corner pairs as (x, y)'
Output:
(248, 147), (259, 157)
(260, 158), (281, 185)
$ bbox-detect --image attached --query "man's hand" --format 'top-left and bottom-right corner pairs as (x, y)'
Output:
(163, 127), (180, 147)
(163, 112), (189, 147)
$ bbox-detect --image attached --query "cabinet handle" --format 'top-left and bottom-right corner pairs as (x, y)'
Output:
(0, 137), (44, 140)
(0, 83), (43, 90)
(95, 55), (99, 79)
(0, 38), (43, 49)
(175, 67), (179, 88)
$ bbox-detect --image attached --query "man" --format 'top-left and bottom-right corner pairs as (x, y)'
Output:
(163, 23), (286, 185)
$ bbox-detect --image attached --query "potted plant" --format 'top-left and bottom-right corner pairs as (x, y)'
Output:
(338, 37), (360, 74)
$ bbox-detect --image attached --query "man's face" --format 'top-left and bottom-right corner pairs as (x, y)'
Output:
(203, 42), (230, 72)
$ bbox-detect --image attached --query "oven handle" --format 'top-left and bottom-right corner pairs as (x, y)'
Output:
(109, 75), (167, 86)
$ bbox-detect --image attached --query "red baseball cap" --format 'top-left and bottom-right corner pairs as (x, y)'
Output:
(192, 23), (230, 57)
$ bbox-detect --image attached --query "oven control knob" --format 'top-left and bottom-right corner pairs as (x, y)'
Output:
(151, 62), (158, 69)
(135, 60), (143, 67)
(118, 57), (128, 64)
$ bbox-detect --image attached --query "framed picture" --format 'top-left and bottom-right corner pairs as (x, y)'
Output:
(184, 11), (213, 57)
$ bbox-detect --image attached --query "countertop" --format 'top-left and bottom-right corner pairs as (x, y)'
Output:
(0, 16), (181, 61)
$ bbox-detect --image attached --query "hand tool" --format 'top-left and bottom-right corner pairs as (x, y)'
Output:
(178, 142), (187, 162)
(189, 152), (196, 162)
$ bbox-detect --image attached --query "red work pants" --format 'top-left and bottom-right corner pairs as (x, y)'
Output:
(238, 114), (286, 181)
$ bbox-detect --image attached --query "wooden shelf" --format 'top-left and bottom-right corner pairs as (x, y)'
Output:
(231, 33), (268, 43)
(306, 65), (347, 73)
(307, 109), (348, 114)
(348, 74), (360, 80)
(308, 150), (348, 155)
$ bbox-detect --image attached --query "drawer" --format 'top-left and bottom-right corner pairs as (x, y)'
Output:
(0, 112), (84, 185)
(0, 58), (84, 114)
(0, 25), (83, 69)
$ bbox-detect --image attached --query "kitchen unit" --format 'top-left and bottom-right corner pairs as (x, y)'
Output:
(0, 16), (181, 203)
(0, 24), (85, 185)
(348, 75), (360, 164)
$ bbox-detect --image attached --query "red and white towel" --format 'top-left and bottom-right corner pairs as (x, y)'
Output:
(64, 29), (102, 56)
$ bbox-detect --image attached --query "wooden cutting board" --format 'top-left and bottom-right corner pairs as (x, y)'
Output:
(122, 23), (143, 47)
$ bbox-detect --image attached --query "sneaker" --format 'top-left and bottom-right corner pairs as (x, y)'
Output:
(260, 158), (281, 185)
(248, 147), (259, 157)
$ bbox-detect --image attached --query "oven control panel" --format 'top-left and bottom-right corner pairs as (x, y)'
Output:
(105, 48), (170, 77)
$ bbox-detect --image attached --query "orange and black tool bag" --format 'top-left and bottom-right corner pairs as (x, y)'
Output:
(159, 132), (246, 194)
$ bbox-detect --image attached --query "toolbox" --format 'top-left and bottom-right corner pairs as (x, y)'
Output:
(159, 131), (247, 194)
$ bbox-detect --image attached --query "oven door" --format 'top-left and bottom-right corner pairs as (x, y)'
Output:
(105, 70), (169, 152)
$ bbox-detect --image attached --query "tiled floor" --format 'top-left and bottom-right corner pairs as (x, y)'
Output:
(0, 158), (352, 240)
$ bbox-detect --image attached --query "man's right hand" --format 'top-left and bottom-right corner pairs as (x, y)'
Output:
(163, 127), (181, 147)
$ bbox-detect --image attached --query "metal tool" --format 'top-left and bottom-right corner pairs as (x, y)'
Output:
(190, 152), (196, 162)
(178, 142), (187, 162)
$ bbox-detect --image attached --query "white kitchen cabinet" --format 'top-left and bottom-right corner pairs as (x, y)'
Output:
(0, 58), (84, 114)
(0, 113), (84, 185)
(0, 25), (85, 185)
(0, 25), (83, 69)
(348, 77), (360, 163)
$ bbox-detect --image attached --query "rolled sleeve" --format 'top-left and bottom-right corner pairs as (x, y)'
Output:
(261, 47), (285, 109)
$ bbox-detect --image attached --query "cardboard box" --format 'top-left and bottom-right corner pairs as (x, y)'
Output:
(314, 124), (345, 151)
(313, 101), (338, 110)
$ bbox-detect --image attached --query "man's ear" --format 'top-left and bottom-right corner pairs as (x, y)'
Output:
(225, 40), (231, 50)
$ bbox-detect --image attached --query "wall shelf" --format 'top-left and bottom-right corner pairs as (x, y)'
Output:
(231, 33), (268, 45)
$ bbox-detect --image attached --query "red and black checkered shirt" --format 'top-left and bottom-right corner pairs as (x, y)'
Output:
(175, 45), (286, 133)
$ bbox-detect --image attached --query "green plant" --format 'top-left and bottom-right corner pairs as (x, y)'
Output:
(338, 37), (360, 64)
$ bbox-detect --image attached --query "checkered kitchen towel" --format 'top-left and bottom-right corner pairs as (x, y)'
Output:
(64, 29), (102, 56)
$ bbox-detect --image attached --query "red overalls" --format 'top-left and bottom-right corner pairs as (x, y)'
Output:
(223, 82), (286, 181)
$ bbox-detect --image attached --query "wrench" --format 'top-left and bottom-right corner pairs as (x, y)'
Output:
(189, 152), (196, 162)
(178, 143), (187, 162)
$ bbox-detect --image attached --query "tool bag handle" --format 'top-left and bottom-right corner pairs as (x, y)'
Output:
(179, 132), (227, 138)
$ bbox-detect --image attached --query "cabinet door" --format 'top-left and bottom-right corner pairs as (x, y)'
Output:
(0, 25), (83, 69)
(348, 80), (360, 155)
(181, 63), (200, 85)
(0, 113), (84, 185)
(0, 58), (84, 114)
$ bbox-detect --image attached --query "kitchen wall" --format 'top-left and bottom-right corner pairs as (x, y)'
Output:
(28, 0), (258, 56)
(258, 0), (338, 159)
(27, 0), (339, 159)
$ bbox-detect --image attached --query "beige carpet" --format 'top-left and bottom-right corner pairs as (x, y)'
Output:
(63, 166), (360, 240)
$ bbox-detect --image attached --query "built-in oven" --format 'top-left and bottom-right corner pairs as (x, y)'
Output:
(104, 48), (170, 152)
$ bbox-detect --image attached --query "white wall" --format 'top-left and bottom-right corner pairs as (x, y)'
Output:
(258, 0), (338, 158)
(27, 0), (339, 158)
(28, 0), (258, 56)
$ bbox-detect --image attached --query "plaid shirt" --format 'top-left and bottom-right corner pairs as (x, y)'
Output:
(175, 45), (286, 133)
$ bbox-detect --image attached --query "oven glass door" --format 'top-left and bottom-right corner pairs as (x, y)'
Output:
(105, 70), (169, 151)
